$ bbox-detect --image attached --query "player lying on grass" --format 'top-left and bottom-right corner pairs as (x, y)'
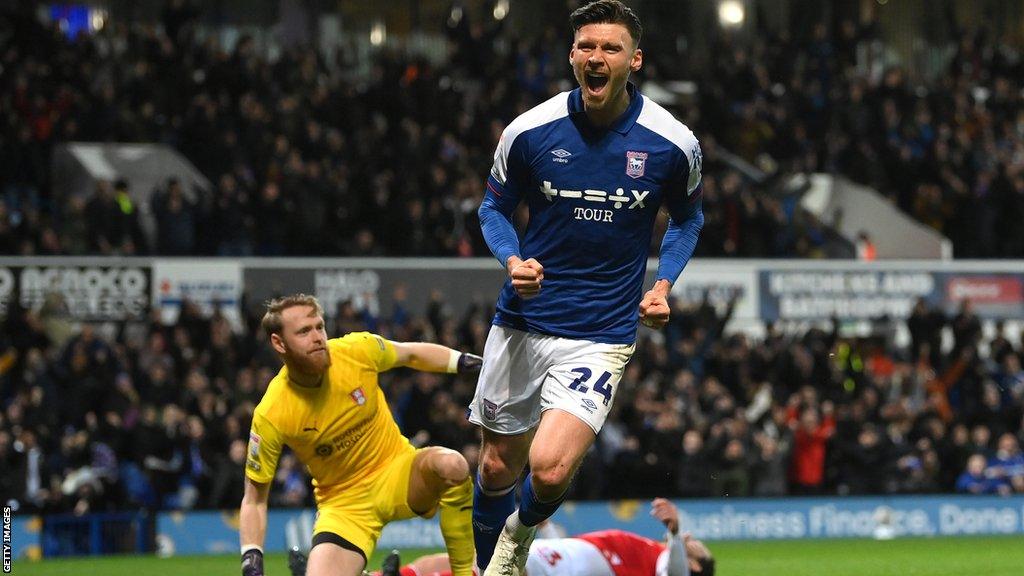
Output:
(351, 499), (714, 576)
(241, 294), (482, 576)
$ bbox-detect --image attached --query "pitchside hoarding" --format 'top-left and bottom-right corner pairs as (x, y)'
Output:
(242, 259), (763, 322)
(0, 263), (150, 321)
(16, 494), (1005, 557)
(0, 258), (1020, 325)
(151, 260), (243, 328)
(759, 268), (1024, 321)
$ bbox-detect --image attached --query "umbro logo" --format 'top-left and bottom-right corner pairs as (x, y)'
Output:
(550, 149), (572, 163)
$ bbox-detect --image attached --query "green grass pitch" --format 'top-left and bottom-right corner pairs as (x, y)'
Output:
(11, 535), (1024, 575)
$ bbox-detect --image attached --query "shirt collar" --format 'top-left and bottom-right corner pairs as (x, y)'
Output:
(568, 81), (643, 135)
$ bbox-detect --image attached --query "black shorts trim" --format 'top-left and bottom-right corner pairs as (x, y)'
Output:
(310, 531), (367, 563)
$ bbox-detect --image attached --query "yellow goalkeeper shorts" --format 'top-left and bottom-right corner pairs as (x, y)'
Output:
(311, 445), (429, 560)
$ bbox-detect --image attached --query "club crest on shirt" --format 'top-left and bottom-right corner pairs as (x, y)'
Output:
(626, 150), (647, 179)
(350, 387), (366, 405)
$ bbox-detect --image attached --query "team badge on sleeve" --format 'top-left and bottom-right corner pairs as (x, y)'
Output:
(248, 431), (261, 458)
(626, 151), (647, 179)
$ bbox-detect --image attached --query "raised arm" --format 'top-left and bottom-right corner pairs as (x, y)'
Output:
(651, 498), (690, 576)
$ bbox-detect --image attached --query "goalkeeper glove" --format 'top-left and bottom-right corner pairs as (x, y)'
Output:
(457, 352), (483, 374)
(242, 547), (264, 576)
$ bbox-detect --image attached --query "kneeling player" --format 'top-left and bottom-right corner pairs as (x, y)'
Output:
(240, 294), (481, 576)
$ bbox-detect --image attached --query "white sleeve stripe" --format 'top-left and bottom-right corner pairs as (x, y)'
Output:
(490, 92), (571, 185)
(635, 96), (697, 156)
(636, 96), (701, 193)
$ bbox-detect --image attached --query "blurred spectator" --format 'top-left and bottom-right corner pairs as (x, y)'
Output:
(788, 403), (836, 495)
(956, 454), (1011, 495)
(151, 179), (197, 255)
(855, 231), (876, 261)
(988, 434), (1024, 493)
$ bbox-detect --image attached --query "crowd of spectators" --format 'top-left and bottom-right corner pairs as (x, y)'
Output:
(2, 4), (1022, 258)
(687, 14), (1024, 258)
(1, 285), (1022, 514)
(2, 1), (883, 259)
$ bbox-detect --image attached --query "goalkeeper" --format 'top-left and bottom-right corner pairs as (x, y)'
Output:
(240, 294), (481, 576)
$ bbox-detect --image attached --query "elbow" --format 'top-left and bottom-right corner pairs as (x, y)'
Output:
(690, 208), (705, 232)
(478, 201), (496, 223)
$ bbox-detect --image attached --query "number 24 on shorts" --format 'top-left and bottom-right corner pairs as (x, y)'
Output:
(568, 367), (613, 406)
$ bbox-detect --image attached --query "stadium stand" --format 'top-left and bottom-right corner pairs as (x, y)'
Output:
(3, 2), (846, 258)
(1, 285), (1022, 513)
(0, 0), (1022, 523)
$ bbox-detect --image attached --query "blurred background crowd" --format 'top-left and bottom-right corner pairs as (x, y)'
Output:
(1, 289), (1022, 513)
(2, 0), (1024, 516)
(9, 0), (1024, 260)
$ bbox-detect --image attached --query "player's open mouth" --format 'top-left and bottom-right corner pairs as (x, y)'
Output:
(585, 73), (609, 94)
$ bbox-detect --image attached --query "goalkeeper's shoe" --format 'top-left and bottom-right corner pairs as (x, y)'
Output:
(287, 546), (308, 576)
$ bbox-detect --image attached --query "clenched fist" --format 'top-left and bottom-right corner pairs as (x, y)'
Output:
(639, 280), (671, 329)
(507, 256), (544, 300)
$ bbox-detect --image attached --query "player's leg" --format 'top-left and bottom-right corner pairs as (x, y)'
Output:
(485, 338), (633, 576)
(466, 326), (546, 572)
(473, 427), (533, 571)
(406, 447), (475, 576)
(522, 338), (633, 516)
(308, 499), (379, 576)
(306, 533), (367, 576)
(520, 408), (595, 520)
(483, 411), (594, 576)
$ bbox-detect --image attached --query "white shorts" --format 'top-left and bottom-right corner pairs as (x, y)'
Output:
(467, 325), (634, 435)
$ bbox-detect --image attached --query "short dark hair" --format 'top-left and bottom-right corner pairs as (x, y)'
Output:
(569, 0), (643, 47)
(696, 555), (716, 576)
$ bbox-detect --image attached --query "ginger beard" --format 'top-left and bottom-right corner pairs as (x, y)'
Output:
(273, 306), (332, 377)
(570, 22), (642, 124)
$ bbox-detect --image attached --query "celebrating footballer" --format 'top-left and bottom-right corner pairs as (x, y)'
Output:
(470, 1), (704, 574)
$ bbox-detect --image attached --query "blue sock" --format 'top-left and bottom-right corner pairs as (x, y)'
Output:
(473, 472), (517, 571)
(517, 473), (567, 527)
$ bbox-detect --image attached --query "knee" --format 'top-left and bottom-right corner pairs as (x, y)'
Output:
(429, 448), (470, 487)
(479, 449), (518, 485)
(529, 459), (573, 492)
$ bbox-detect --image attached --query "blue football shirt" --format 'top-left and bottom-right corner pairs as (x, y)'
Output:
(480, 83), (703, 344)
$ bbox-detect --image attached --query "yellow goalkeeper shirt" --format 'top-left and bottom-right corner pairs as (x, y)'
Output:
(245, 332), (411, 502)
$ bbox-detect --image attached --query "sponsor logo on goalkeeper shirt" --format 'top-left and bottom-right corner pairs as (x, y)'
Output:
(314, 416), (373, 457)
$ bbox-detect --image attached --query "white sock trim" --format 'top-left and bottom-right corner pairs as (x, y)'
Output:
(479, 482), (516, 497)
(241, 544), (263, 555)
